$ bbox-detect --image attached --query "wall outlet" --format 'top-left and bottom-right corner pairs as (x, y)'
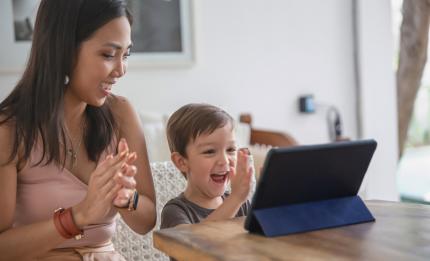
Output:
(298, 95), (315, 113)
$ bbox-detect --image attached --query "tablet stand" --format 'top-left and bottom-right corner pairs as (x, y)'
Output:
(252, 195), (374, 237)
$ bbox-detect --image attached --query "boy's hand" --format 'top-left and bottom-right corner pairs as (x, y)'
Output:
(229, 148), (253, 203)
(203, 148), (254, 222)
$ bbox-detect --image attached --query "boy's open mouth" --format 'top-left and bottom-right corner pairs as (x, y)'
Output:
(210, 171), (228, 184)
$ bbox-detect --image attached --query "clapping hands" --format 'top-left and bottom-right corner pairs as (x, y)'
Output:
(73, 138), (138, 227)
(112, 138), (138, 208)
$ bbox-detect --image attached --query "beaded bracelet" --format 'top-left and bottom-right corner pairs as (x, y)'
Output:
(53, 207), (84, 240)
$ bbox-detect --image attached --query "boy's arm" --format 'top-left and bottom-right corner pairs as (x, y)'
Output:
(204, 149), (253, 222)
(203, 195), (246, 222)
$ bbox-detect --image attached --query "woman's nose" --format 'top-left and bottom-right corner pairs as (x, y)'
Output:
(113, 59), (126, 78)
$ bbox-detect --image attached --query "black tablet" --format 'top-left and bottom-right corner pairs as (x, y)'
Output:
(244, 139), (377, 235)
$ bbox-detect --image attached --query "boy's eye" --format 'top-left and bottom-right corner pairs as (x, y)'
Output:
(202, 149), (215, 155)
(227, 147), (237, 154)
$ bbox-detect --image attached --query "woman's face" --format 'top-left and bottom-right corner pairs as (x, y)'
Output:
(68, 16), (132, 107)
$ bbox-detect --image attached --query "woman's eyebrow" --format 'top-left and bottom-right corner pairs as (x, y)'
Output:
(102, 42), (133, 50)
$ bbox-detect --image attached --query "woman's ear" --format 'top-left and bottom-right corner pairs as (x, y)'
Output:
(171, 151), (189, 175)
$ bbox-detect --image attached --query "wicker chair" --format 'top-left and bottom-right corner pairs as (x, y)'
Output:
(112, 161), (185, 261)
(112, 160), (256, 261)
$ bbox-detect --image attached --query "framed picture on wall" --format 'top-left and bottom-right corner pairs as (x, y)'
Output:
(0, 0), (38, 73)
(0, 0), (194, 73)
(127, 0), (194, 68)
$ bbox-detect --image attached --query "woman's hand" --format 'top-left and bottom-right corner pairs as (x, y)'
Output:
(229, 148), (253, 203)
(112, 139), (139, 208)
(72, 139), (131, 228)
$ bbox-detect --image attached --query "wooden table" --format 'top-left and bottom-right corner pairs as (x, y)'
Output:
(153, 201), (430, 260)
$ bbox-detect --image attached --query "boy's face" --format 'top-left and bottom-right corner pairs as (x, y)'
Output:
(182, 123), (237, 199)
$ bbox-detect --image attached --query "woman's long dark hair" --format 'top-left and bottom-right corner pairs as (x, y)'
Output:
(0, 0), (132, 169)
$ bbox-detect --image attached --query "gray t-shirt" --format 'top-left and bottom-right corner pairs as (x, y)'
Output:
(160, 192), (250, 229)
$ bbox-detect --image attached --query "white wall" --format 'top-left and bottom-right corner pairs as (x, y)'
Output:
(0, 0), (357, 143)
(0, 0), (399, 200)
(355, 0), (399, 200)
(119, 0), (358, 145)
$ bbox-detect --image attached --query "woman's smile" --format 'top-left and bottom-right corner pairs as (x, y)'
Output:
(100, 81), (114, 96)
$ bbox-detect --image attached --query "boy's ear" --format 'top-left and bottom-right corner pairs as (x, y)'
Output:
(171, 152), (189, 174)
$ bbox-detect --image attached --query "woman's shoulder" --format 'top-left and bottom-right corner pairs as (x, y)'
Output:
(109, 95), (137, 120)
(108, 95), (141, 133)
(0, 116), (17, 164)
(108, 95), (134, 114)
(0, 116), (15, 139)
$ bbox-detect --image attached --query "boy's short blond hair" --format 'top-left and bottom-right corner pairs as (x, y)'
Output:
(166, 103), (234, 157)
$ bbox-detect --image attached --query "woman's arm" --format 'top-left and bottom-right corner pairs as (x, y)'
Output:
(0, 123), (67, 260)
(111, 96), (156, 234)
(0, 122), (132, 259)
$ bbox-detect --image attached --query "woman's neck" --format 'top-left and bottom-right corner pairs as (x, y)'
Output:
(63, 90), (86, 128)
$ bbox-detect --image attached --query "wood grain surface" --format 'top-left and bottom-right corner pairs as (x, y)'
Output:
(153, 200), (430, 261)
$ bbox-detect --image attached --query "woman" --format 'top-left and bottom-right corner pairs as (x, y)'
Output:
(0, 0), (156, 259)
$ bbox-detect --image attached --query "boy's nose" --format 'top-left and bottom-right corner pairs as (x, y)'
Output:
(217, 153), (230, 166)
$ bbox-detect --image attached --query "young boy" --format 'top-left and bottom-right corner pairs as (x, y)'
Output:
(161, 103), (253, 230)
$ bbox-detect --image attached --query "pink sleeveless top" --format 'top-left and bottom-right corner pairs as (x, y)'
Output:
(13, 143), (117, 248)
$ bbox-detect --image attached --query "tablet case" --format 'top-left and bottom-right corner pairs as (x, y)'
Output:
(244, 139), (377, 237)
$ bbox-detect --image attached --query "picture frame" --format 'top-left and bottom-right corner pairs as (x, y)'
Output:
(0, 0), (35, 73)
(0, 0), (194, 73)
(127, 0), (194, 68)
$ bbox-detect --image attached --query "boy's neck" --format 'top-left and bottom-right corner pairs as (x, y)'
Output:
(184, 187), (223, 209)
